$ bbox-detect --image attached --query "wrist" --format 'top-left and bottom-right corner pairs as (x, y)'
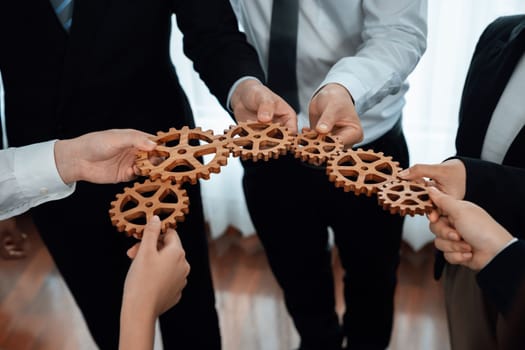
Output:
(54, 139), (78, 184)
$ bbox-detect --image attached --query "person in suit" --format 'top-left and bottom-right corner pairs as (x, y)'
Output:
(0, 1), (296, 349)
(229, 1), (428, 349)
(0, 129), (190, 350)
(398, 14), (525, 350)
(425, 186), (525, 350)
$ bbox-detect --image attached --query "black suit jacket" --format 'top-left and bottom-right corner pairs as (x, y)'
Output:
(0, 0), (265, 146)
(434, 15), (525, 279)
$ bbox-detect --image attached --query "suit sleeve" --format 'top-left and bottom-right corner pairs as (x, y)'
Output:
(172, 0), (265, 111)
(456, 156), (525, 239)
(476, 240), (525, 317)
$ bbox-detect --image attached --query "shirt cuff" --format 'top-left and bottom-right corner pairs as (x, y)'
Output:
(226, 76), (262, 113)
(15, 140), (75, 200)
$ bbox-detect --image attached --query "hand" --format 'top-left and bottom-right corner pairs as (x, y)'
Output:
(309, 83), (363, 147)
(124, 216), (190, 317)
(54, 129), (157, 184)
(119, 216), (190, 350)
(398, 158), (467, 222)
(427, 187), (515, 271)
(230, 78), (298, 133)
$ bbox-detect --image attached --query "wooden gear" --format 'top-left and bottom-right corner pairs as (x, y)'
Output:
(291, 129), (344, 166)
(326, 148), (401, 196)
(109, 178), (190, 239)
(222, 121), (294, 161)
(377, 180), (434, 216)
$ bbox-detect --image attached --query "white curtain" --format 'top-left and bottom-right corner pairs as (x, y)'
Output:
(160, 1), (525, 248)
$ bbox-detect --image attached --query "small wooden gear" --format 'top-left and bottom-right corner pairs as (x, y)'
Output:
(222, 121), (294, 161)
(326, 148), (401, 196)
(377, 180), (435, 216)
(109, 178), (190, 239)
(291, 129), (344, 166)
(135, 126), (229, 185)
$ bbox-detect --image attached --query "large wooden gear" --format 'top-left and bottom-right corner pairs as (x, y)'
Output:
(109, 179), (190, 239)
(291, 129), (344, 166)
(135, 126), (229, 185)
(326, 148), (401, 196)
(222, 121), (294, 161)
(109, 121), (436, 238)
(377, 180), (434, 216)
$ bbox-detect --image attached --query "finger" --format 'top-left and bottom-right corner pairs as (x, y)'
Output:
(429, 218), (460, 241)
(255, 99), (274, 123)
(397, 163), (445, 181)
(127, 243), (140, 259)
(444, 251), (473, 265)
(426, 208), (440, 223)
(113, 129), (157, 151)
(434, 237), (472, 253)
(162, 228), (184, 253)
(140, 215), (162, 254)
(427, 186), (458, 217)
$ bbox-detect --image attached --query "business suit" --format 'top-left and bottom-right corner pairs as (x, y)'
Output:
(435, 15), (525, 350)
(0, 1), (265, 349)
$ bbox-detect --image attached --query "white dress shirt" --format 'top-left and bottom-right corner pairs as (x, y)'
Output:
(481, 53), (525, 164)
(230, 0), (428, 145)
(0, 140), (75, 220)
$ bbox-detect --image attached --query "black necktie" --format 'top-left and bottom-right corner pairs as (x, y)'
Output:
(266, 0), (300, 113)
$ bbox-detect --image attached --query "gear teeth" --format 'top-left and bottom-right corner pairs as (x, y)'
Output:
(377, 180), (434, 216)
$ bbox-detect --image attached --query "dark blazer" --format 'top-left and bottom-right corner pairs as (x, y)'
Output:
(0, 0), (264, 146)
(434, 14), (525, 279)
(0, 1), (265, 349)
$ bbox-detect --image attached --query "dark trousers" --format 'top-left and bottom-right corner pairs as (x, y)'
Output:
(31, 180), (221, 350)
(242, 119), (409, 350)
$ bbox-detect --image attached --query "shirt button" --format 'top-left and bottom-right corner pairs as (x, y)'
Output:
(40, 187), (49, 195)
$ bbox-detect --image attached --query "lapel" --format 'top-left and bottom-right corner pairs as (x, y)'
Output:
(57, 0), (111, 112)
(456, 16), (525, 158)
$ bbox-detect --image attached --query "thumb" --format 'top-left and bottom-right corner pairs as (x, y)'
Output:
(140, 215), (162, 254)
(427, 187), (456, 217)
(398, 163), (442, 181)
(256, 99), (274, 123)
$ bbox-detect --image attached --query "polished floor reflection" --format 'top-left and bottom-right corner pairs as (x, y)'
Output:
(0, 217), (449, 350)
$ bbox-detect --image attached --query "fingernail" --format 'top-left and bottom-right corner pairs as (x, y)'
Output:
(398, 169), (409, 177)
(318, 123), (329, 133)
(260, 112), (271, 120)
(152, 215), (160, 222)
(146, 139), (157, 146)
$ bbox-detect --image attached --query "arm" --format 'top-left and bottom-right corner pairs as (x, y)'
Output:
(119, 216), (190, 350)
(321, 0), (427, 114)
(427, 187), (525, 315)
(172, 1), (297, 132)
(0, 129), (156, 220)
(310, 0), (427, 146)
(399, 157), (525, 238)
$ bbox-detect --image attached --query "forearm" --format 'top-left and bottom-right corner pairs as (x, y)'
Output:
(476, 240), (525, 316)
(0, 141), (74, 220)
(119, 303), (157, 350)
(321, 0), (427, 115)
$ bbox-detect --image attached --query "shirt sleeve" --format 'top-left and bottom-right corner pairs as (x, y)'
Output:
(318, 0), (428, 115)
(476, 240), (525, 316)
(0, 140), (76, 220)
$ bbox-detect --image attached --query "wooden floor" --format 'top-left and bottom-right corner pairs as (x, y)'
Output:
(0, 215), (450, 350)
